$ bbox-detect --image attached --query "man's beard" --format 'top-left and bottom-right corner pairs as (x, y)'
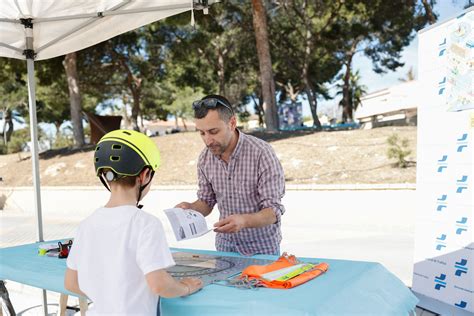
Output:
(208, 143), (226, 156)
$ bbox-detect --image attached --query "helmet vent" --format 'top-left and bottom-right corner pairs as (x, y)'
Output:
(95, 157), (99, 162)
(112, 144), (122, 150)
(95, 146), (100, 151)
(122, 131), (131, 135)
(110, 156), (120, 161)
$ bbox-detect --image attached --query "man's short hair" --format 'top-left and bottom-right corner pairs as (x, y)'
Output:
(193, 94), (234, 122)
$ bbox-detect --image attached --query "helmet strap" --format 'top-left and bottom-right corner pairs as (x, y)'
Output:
(99, 173), (111, 192)
(136, 170), (155, 209)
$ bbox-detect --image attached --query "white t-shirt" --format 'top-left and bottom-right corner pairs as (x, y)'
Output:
(67, 205), (175, 315)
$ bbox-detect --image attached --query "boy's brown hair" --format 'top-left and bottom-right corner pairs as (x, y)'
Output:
(102, 168), (138, 188)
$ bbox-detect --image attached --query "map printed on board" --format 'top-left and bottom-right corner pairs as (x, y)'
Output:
(447, 13), (474, 112)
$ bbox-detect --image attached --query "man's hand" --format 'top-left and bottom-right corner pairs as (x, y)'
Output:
(174, 200), (213, 217)
(175, 202), (192, 209)
(213, 214), (247, 233)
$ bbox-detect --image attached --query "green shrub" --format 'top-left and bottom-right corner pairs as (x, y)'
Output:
(0, 127), (47, 154)
(6, 128), (31, 154)
(7, 135), (26, 153)
(387, 134), (412, 168)
(53, 133), (74, 149)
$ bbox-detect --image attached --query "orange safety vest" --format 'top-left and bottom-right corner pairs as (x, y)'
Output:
(240, 253), (329, 289)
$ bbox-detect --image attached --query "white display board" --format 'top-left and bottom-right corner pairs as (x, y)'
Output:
(413, 9), (474, 314)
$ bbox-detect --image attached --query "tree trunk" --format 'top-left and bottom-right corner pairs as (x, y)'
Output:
(116, 54), (142, 131)
(54, 121), (61, 147)
(342, 105), (351, 122)
(2, 109), (14, 145)
(421, 0), (437, 24)
(54, 121), (61, 137)
(121, 95), (132, 129)
(251, 94), (264, 128)
(305, 87), (322, 129)
(300, 25), (322, 129)
(181, 117), (188, 131)
(342, 61), (353, 123)
(217, 49), (226, 96)
(131, 90), (141, 131)
(139, 113), (145, 130)
(2, 121), (6, 145)
(251, 0), (278, 131)
(63, 52), (85, 148)
(341, 41), (358, 123)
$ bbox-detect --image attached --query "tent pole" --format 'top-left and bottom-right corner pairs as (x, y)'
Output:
(26, 57), (44, 244)
(23, 18), (47, 316)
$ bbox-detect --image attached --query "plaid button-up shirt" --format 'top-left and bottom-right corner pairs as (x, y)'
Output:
(197, 130), (285, 255)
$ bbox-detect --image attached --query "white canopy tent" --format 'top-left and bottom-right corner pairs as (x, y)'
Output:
(0, 0), (213, 313)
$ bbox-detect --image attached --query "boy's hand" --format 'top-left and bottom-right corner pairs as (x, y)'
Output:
(180, 277), (203, 296)
(175, 202), (192, 209)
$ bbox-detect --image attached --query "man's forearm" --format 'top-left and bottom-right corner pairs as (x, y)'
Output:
(190, 200), (213, 217)
(243, 207), (277, 228)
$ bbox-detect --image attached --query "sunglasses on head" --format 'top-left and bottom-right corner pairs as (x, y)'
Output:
(192, 98), (234, 114)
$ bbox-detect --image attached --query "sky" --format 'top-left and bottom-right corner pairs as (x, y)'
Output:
(313, 1), (468, 117)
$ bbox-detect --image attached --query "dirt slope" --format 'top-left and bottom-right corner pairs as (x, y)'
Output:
(0, 126), (416, 186)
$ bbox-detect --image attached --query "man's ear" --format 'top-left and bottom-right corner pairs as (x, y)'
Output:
(229, 115), (237, 130)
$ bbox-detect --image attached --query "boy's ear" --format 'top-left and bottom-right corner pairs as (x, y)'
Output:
(139, 168), (151, 182)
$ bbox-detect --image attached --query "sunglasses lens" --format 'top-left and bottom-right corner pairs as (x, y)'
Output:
(192, 98), (233, 113)
(192, 101), (201, 110)
(203, 99), (217, 107)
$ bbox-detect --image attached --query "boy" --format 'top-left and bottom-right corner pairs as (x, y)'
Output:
(65, 129), (202, 315)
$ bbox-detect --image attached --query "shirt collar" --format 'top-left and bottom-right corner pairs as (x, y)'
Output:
(230, 129), (245, 160)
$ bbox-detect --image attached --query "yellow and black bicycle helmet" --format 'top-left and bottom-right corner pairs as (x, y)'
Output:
(94, 130), (160, 206)
(94, 129), (160, 177)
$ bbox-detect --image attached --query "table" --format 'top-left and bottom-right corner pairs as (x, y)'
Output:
(0, 242), (418, 315)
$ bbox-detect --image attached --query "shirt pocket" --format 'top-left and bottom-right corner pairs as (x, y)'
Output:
(236, 179), (257, 197)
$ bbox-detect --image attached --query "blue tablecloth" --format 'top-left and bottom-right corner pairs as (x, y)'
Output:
(0, 242), (418, 315)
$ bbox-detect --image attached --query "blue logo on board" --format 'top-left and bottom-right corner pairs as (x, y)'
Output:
(435, 234), (447, 251)
(438, 38), (446, 56)
(455, 300), (467, 309)
(436, 194), (447, 212)
(454, 258), (468, 277)
(456, 134), (468, 152)
(438, 77), (446, 95)
(434, 273), (447, 290)
(456, 176), (468, 193)
(455, 217), (468, 235)
(437, 155), (448, 173)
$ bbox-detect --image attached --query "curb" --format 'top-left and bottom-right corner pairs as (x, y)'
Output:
(0, 183), (416, 192)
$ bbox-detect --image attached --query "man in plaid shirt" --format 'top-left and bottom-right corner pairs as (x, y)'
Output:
(176, 95), (285, 256)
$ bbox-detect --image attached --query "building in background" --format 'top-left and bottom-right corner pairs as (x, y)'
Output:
(355, 80), (418, 129)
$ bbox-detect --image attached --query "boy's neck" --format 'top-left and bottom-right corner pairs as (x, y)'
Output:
(105, 185), (139, 208)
